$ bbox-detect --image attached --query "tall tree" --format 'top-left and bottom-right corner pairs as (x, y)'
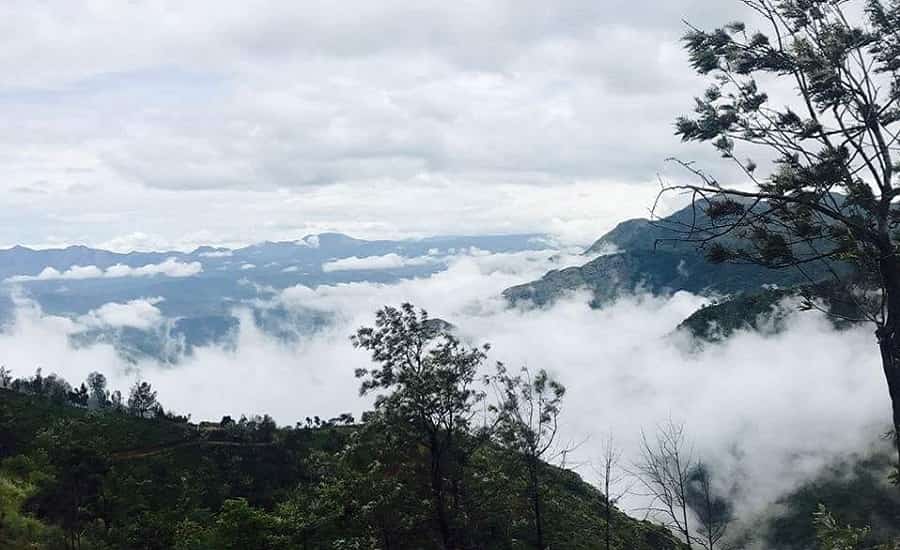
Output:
(352, 303), (488, 549)
(488, 364), (566, 550)
(126, 381), (158, 418)
(661, 0), (900, 467)
(110, 390), (124, 412)
(86, 372), (110, 409)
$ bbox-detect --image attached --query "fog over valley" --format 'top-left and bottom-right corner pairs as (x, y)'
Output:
(3, 1), (900, 548)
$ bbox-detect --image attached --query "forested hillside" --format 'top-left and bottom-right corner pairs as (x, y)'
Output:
(0, 308), (686, 550)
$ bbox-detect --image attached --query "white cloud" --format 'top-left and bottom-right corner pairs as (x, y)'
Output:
(299, 235), (320, 248)
(240, 263), (256, 270)
(0, 0), (753, 250)
(199, 250), (233, 258)
(81, 298), (164, 329)
(5, 257), (202, 282)
(0, 247), (891, 534)
(321, 253), (440, 272)
(26, 265), (104, 281)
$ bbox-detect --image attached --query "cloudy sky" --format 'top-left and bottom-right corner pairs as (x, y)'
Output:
(2, 1), (894, 525)
(0, 0), (754, 251)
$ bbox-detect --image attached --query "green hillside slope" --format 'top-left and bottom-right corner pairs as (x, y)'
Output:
(0, 389), (685, 550)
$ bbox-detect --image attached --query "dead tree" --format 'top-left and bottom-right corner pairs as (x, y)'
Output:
(488, 364), (566, 550)
(595, 434), (631, 550)
(685, 462), (733, 550)
(634, 420), (695, 547)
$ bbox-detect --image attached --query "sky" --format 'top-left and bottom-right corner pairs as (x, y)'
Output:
(0, 0), (755, 251)
(4, 2), (892, 534)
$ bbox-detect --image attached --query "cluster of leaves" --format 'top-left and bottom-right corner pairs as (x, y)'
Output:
(659, 0), (900, 473)
(814, 504), (900, 550)
(667, 0), (900, 307)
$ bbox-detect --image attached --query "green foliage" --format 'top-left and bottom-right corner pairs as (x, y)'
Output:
(351, 303), (491, 548)
(0, 474), (65, 550)
(488, 365), (567, 549)
(0, 371), (685, 550)
(763, 451), (900, 549)
(126, 381), (159, 418)
(212, 498), (278, 550)
(814, 504), (870, 550)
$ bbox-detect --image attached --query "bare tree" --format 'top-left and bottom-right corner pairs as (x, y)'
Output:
(595, 434), (631, 550)
(488, 364), (566, 550)
(634, 420), (695, 547)
(685, 462), (734, 550)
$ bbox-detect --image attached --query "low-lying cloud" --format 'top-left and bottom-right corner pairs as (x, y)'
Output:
(4, 257), (203, 282)
(0, 248), (890, 532)
(80, 298), (165, 330)
(321, 253), (441, 272)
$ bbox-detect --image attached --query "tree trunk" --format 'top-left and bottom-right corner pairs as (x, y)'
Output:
(528, 456), (545, 550)
(604, 473), (612, 550)
(604, 497), (612, 550)
(878, 254), (900, 469)
(877, 327), (900, 468)
(429, 434), (452, 549)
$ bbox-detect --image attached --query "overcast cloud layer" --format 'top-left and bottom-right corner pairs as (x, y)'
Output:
(0, 0), (759, 250)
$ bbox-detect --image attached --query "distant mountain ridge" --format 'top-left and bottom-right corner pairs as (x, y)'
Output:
(504, 205), (821, 306)
(503, 204), (843, 339)
(0, 232), (547, 281)
(0, 232), (549, 361)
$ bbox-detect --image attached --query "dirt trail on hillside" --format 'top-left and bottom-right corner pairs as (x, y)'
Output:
(110, 439), (274, 461)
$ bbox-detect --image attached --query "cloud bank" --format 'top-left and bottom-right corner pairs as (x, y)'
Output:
(80, 298), (165, 330)
(0, 0), (756, 251)
(321, 253), (440, 272)
(0, 248), (889, 530)
(5, 257), (203, 282)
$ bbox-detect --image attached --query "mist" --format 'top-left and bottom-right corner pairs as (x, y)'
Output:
(0, 249), (890, 526)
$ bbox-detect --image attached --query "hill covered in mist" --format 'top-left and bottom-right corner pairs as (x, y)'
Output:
(503, 204), (851, 341)
(0, 233), (547, 361)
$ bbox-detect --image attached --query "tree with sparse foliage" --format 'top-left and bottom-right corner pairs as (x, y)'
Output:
(596, 435), (630, 550)
(635, 421), (696, 547)
(488, 364), (566, 550)
(86, 371), (109, 409)
(660, 0), (900, 469)
(126, 381), (158, 418)
(685, 462), (733, 550)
